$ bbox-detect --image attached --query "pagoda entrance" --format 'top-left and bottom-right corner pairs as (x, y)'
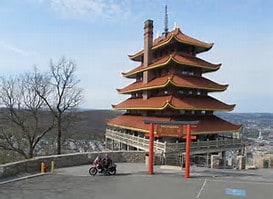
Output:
(144, 120), (198, 178)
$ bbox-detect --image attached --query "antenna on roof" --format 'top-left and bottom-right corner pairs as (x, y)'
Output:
(163, 4), (169, 37)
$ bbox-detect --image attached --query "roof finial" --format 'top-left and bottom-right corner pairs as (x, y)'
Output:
(163, 4), (169, 37)
(173, 22), (178, 30)
(156, 30), (160, 38)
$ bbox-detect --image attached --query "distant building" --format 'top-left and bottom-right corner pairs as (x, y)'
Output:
(105, 15), (244, 166)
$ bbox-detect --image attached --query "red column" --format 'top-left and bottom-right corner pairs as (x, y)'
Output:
(148, 123), (154, 175)
(185, 124), (191, 178)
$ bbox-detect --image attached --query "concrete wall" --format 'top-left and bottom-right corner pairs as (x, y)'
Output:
(0, 151), (146, 179)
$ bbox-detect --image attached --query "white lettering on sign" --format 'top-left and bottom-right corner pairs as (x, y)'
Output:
(156, 125), (184, 137)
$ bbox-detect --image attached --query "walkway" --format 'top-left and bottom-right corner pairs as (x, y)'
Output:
(1, 163), (273, 199)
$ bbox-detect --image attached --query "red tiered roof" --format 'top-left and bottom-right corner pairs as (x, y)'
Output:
(112, 95), (235, 111)
(129, 28), (213, 61)
(123, 53), (221, 78)
(117, 74), (228, 94)
(108, 20), (241, 137)
(107, 114), (242, 135)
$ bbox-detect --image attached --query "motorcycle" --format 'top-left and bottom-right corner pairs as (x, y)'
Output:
(89, 157), (117, 176)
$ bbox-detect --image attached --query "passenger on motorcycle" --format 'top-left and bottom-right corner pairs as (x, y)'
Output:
(93, 155), (103, 170)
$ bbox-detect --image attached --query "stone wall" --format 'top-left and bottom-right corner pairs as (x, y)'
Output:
(252, 153), (273, 168)
(0, 151), (146, 179)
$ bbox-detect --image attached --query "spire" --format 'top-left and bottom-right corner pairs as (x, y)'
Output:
(163, 5), (169, 37)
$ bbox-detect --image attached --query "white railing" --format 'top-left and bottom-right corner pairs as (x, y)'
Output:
(165, 139), (244, 153)
(105, 128), (244, 154)
(105, 129), (165, 153)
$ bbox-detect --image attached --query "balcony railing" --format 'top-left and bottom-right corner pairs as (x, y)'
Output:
(105, 128), (165, 152)
(105, 128), (244, 154)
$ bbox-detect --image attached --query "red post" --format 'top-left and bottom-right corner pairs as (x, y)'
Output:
(185, 124), (191, 179)
(148, 123), (154, 175)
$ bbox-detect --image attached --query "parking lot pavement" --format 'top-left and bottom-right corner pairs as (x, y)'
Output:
(1, 163), (273, 199)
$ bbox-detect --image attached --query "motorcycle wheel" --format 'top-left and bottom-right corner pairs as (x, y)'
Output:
(89, 167), (97, 176)
(108, 168), (116, 175)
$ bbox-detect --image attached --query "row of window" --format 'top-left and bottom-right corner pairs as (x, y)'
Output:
(127, 110), (213, 116)
(152, 45), (196, 60)
(131, 88), (207, 98)
(136, 68), (200, 82)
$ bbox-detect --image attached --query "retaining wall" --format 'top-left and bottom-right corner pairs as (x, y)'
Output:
(0, 151), (146, 179)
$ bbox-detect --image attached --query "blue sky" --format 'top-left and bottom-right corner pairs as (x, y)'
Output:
(0, 0), (273, 113)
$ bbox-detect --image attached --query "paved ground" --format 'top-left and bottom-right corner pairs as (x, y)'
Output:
(1, 163), (273, 199)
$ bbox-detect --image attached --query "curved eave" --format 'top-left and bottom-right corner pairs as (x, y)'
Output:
(107, 123), (242, 135)
(123, 56), (171, 78)
(107, 122), (148, 133)
(117, 78), (228, 94)
(128, 51), (143, 62)
(128, 29), (213, 61)
(166, 103), (235, 112)
(172, 57), (221, 72)
(152, 34), (213, 52)
(123, 55), (221, 78)
(112, 100), (235, 112)
(170, 81), (228, 92)
(107, 115), (242, 136)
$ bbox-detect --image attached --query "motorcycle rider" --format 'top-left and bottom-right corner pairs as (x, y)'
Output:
(89, 153), (116, 176)
(102, 153), (112, 171)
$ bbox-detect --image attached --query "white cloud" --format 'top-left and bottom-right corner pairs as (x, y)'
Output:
(25, 0), (45, 3)
(0, 42), (31, 56)
(50, 0), (130, 21)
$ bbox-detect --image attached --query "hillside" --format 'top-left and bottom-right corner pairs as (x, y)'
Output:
(68, 111), (273, 140)
(2, 109), (269, 141)
(64, 110), (123, 140)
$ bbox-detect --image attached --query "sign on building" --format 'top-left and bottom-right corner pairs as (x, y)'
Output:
(155, 125), (184, 137)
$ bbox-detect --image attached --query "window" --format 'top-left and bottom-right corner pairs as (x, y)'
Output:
(181, 70), (188, 75)
(180, 110), (186, 115)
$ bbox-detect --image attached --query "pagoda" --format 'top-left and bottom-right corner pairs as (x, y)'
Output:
(105, 16), (243, 166)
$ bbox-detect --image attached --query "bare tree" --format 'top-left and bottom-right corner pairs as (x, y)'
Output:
(37, 57), (83, 154)
(0, 68), (54, 158)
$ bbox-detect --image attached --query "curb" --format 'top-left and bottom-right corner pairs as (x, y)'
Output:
(0, 173), (46, 185)
(160, 165), (182, 171)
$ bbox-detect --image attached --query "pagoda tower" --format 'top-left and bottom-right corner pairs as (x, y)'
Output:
(105, 18), (243, 163)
